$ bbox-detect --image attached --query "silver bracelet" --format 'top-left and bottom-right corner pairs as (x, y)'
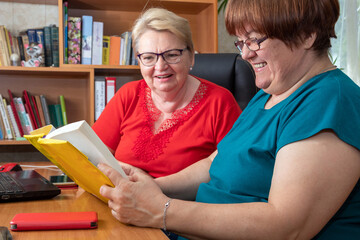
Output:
(163, 199), (172, 232)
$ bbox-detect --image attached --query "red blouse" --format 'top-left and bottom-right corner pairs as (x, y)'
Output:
(92, 78), (241, 177)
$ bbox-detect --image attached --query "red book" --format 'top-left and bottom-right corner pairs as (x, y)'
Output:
(32, 95), (43, 127)
(105, 77), (116, 104)
(7, 89), (24, 136)
(23, 90), (38, 129)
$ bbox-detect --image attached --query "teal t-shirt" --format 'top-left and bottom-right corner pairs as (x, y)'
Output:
(194, 69), (360, 239)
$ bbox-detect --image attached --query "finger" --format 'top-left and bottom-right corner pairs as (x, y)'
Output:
(99, 184), (114, 200)
(98, 163), (125, 185)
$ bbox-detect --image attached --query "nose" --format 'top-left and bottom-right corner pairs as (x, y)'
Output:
(154, 55), (168, 70)
(240, 47), (256, 61)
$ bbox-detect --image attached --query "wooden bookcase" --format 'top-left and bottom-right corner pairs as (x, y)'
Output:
(0, 0), (218, 159)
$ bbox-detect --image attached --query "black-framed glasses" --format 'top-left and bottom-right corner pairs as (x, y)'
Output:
(234, 36), (268, 55)
(137, 48), (188, 67)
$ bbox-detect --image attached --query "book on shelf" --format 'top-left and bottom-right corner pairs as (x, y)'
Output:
(92, 21), (103, 65)
(105, 77), (116, 104)
(81, 15), (93, 65)
(0, 94), (13, 140)
(32, 95), (43, 127)
(24, 120), (127, 203)
(17, 36), (25, 62)
(23, 90), (40, 129)
(7, 90), (24, 137)
(119, 37), (124, 65)
(121, 31), (132, 65)
(43, 26), (53, 67)
(102, 35), (110, 65)
(63, 1), (68, 64)
(27, 29), (37, 44)
(35, 28), (45, 67)
(94, 77), (106, 120)
(34, 95), (46, 128)
(0, 25), (11, 66)
(59, 95), (68, 125)
(4, 27), (13, 57)
(48, 104), (63, 128)
(109, 36), (120, 65)
(6, 104), (21, 139)
(11, 36), (20, 59)
(0, 121), (3, 140)
(68, 17), (81, 64)
(40, 95), (51, 125)
(50, 26), (59, 67)
(14, 97), (33, 135)
(20, 33), (31, 61)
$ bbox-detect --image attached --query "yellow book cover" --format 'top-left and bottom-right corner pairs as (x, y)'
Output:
(102, 35), (110, 65)
(24, 120), (127, 203)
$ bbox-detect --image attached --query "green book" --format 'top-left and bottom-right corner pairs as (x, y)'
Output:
(59, 95), (67, 125)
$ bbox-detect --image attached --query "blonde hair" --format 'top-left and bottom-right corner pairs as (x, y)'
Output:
(132, 8), (194, 54)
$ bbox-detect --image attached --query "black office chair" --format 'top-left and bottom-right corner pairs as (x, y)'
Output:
(190, 53), (257, 110)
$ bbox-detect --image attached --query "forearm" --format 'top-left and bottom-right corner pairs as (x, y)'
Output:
(166, 200), (296, 240)
(155, 153), (214, 200)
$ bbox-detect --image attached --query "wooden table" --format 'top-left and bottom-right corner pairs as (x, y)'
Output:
(0, 162), (168, 240)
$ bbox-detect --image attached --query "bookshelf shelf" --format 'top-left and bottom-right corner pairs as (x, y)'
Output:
(0, 0), (217, 156)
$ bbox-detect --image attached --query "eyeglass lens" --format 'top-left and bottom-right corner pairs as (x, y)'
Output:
(138, 49), (186, 66)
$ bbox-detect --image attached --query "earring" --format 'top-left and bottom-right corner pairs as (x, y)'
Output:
(190, 66), (193, 71)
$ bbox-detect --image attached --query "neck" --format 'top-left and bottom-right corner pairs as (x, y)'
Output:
(151, 76), (200, 114)
(266, 54), (335, 109)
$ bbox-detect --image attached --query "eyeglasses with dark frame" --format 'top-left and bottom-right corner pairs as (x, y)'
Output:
(137, 48), (188, 67)
(234, 36), (268, 55)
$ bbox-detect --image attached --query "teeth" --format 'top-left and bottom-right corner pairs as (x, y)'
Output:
(254, 63), (267, 68)
(157, 74), (171, 79)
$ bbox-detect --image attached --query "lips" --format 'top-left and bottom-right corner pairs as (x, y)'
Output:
(155, 74), (173, 79)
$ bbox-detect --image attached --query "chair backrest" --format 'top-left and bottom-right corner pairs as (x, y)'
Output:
(190, 53), (257, 110)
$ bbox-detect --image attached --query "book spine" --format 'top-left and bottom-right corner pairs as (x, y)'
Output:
(119, 37), (124, 65)
(92, 22), (103, 65)
(35, 29), (45, 67)
(63, 1), (68, 64)
(7, 89), (24, 137)
(54, 104), (64, 127)
(48, 104), (57, 128)
(68, 17), (81, 64)
(40, 95), (51, 125)
(51, 26), (59, 67)
(94, 77), (106, 120)
(23, 90), (39, 129)
(0, 26), (10, 66)
(105, 77), (116, 104)
(4, 102), (16, 139)
(32, 95), (42, 127)
(102, 36), (110, 65)
(21, 33), (31, 61)
(17, 36), (25, 61)
(27, 29), (37, 43)
(59, 95), (68, 125)
(34, 95), (46, 127)
(7, 105), (21, 138)
(109, 36), (120, 65)
(81, 15), (93, 65)
(0, 94), (13, 139)
(13, 97), (31, 135)
(44, 26), (53, 67)
(4, 27), (12, 56)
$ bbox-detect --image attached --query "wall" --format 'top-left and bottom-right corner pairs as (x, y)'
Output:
(0, 0), (58, 36)
(0, 1), (236, 53)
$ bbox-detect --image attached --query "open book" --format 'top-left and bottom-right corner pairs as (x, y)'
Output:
(25, 120), (126, 203)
